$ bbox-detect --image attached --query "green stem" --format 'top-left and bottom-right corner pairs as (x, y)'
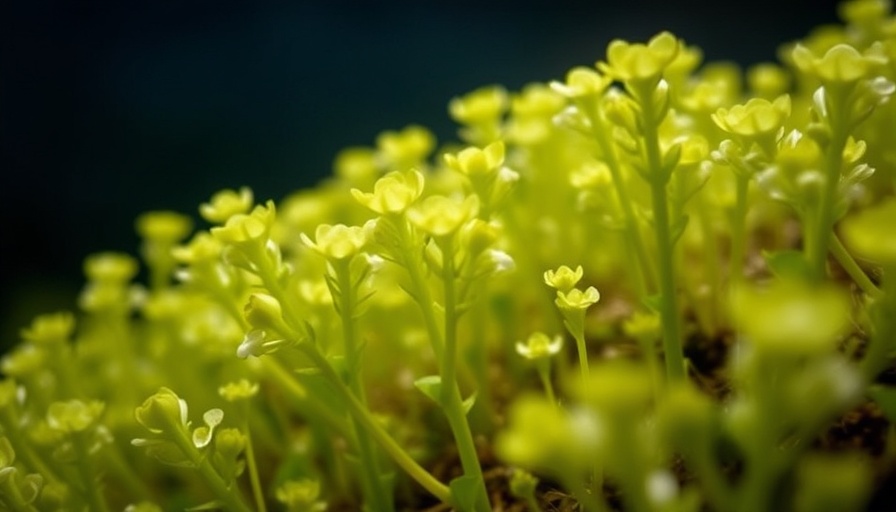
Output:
(591, 112), (656, 295)
(0, 475), (40, 512)
(830, 234), (882, 298)
(807, 88), (849, 283)
(165, 416), (252, 512)
(536, 363), (556, 406)
(0, 408), (61, 486)
(639, 91), (685, 383)
(730, 174), (750, 285)
(71, 431), (109, 512)
(572, 331), (591, 380)
(300, 345), (452, 504)
(439, 237), (492, 512)
(334, 261), (393, 512)
(242, 420), (268, 512)
(395, 217), (445, 360)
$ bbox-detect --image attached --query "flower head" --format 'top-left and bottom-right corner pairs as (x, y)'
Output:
(550, 67), (612, 100)
(351, 169), (425, 215)
(791, 43), (886, 85)
(219, 379), (260, 402)
(47, 399), (105, 433)
(300, 222), (370, 261)
(449, 85), (508, 125)
(200, 187), (254, 224)
(376, 125), (435, 170)
(408, 195), (479, 238)
(443, 141), (505, 178)
(136, 211), (193, 243)
(135, 388), (188, 434)
(84, 252), (139, 283)
(543, 265), (584, 292)
(598, 31), (680, 86)
(516, 332), (564, 360)
(712, 95), (791, 139)
(20, 312), (75, 346)
(211, 201), (276, 246)
(555, 286), (601, 311)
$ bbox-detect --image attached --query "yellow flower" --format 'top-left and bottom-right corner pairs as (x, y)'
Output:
(351, 168), (425, 215)
(449, 85), (508, 125)
(199, 187), (254, 224)
(218, 379), (260, 402)
(47, 399), (105, 433)
(543, 265), (584, 292)
(376, 125), (435, 170)
(171, 232), (222, 264)
(555, 286), (601, 311)
(515, 332), (564, 360)
(334, 147), (378, 184)
(84, 252), (139, 283)
(136, 211), (193, 242)
(711, 95), (791, 139)
(598, 31), (680, 86)
(300, 222), (370, 261)
(20, 312), (75, 346)
(549, 67), (612, 100)
(791, 43), (886, 85)
(408, 195), (479, 238)
(443, 141), (504, 178)
(135, 387), (188, 434)
(210, 200), (276, 245)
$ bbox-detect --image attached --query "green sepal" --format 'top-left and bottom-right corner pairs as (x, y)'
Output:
(449, 474), (481, 512)
(763, 249), (812, 281)
(414, 375), (444, 405)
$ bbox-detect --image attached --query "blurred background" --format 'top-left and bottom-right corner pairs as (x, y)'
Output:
(1, 0), (842, 347)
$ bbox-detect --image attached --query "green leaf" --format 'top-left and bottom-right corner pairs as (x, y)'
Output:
(763, 250), (811, 281)
(414, 375), (443, 405)
(670, 215), (689, 245)
(462, 392), (478, 416)
(449, 474), (481, 512)
(186, 501), (224, 511)
(642, 293), (663, 313)
(869, 386), (896, 422)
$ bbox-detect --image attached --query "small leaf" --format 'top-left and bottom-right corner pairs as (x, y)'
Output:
(642, 293), (663, 313)
(462, 392), (478, 416)
(763, 250), (812, 281)
(670, 215), (689, 245)
(186, 500), (225, 511)
(449, 474), (481, 512)
(414, 375), (443, 405)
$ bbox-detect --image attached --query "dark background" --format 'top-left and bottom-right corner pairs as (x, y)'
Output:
(1, 0), (842, 345)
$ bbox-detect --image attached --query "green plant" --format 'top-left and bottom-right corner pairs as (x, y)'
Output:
(3, 1), (896, 511)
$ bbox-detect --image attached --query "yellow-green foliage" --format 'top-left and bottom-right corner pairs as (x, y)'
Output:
(3, 1), (896, 511)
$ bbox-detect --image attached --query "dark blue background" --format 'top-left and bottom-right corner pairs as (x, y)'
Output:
(1, 0), (841, 343)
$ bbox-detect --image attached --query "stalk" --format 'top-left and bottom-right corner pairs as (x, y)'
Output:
(439, 237), (492, 512)
(591, 111), (656, 296)
(333, 260), (393, 512)
(807, 87), (849, 282)
(300, 345), (452, 504)
(639, 96), (686, 382)
(164, 414), (252, 512)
